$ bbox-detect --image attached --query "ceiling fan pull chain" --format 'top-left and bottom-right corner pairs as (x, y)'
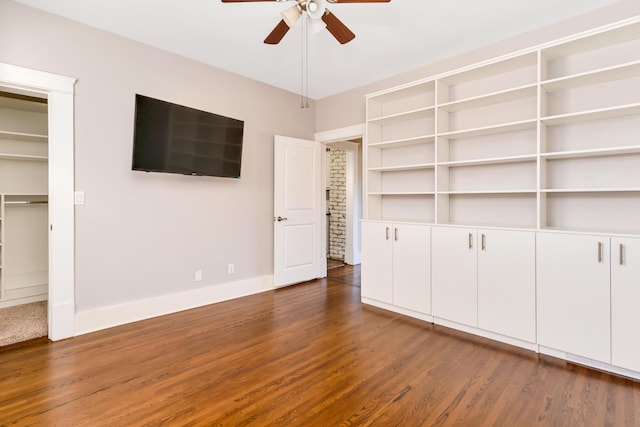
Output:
(300, 14), (305, 109)
(305, 14), (310, 109)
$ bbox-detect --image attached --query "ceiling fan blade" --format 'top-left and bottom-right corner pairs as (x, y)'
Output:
(322, 10), (355, 44)
(329, 0), (390, 2)
(264, 19), (290, 44)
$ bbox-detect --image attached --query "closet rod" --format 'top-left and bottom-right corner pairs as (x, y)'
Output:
(4, 200), (48, 205)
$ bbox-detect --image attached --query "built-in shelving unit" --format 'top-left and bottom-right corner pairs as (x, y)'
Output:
(362, 17), (640, 380)
(364, 17), (640, 235)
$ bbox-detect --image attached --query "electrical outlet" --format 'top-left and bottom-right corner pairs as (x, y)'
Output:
(227, 264), (235, 275)
(194, 270), (202, 282)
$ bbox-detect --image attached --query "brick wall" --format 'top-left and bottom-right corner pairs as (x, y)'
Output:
(328, 149), (346, 260)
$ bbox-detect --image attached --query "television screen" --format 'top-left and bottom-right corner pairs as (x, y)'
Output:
(132, 94), (244, 178)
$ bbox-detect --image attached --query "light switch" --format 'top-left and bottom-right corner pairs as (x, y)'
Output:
(74, 191), (85, 205)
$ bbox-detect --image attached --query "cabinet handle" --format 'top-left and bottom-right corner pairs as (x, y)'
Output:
(394, 227), (398, 241)
(620, 243), (624, 266)
(597, 242), (603, 263)
(386, 227), (389, 240)
(468, 233), (473, 249)
(481, 234), (486, 251)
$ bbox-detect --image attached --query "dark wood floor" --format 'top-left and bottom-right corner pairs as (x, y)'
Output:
(1, 265), (640, 426)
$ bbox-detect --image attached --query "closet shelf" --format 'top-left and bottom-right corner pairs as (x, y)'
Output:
(0, 153), (48, 162)
(0, 130), (47, 142)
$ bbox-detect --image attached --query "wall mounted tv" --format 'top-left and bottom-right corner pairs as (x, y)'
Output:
(132, 94), (244, 178)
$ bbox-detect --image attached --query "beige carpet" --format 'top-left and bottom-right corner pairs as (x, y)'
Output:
(0, 301), (48, 347)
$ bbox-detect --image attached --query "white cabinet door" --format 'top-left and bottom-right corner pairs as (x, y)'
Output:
(478, 229), (536, 342)
(392, 224), (431, 314)
(611, 237), (640, 372)
(432, 226), (478, 327)
(361, 221), (393, 304)
(537, 233), (611, 363)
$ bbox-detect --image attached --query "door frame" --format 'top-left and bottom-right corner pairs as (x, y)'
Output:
(0, 63), (76, 340)
(315, 124), (365, 266)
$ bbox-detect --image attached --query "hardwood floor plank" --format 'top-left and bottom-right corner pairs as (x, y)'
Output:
(1, 265), (640, 426)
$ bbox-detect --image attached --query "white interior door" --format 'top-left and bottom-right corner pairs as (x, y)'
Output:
(274, 135), (323, 287)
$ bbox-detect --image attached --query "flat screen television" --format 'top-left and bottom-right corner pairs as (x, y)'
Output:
(132, 94), (244, 178)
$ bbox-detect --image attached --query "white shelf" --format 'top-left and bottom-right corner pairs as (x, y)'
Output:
(364, 17), (640, 235)
(3, 193), (48, 197)
(0, 153), (48, 162)
(368, 135), (435, 148)
(439, 84), (537, 112)
(542, 20), (640, 60)
(367, 80), (435, 104)
(368, 191), (435, 196)
(542, 188), (640, 193)
(368, 163), (435, 172)
(0, 130), (47, 142)
(439, 51), (537, 85)
(438, 119), (537, 140)
(541, 103), (640, 126)
(368, 106), (435, 126)
(541, 145), (640, 160)
(439, 190), (537, 195)
(439, 154), (537, 167)
(541, 60), (640, 92)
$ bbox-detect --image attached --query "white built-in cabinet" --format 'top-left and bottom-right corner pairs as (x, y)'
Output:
(477, 229), (536, 343)
(431, 227), (477, 327)
(538, 233), (640, 370)
(536, 232), (611, 363)
(0, 93), (49, 307)
(361, 17), (640, 378)
(611, 237), (640, 373)
(361, 221), (430, 317)
(431, 226), (536, 342)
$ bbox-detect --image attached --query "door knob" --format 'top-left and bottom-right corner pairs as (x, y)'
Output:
(275, 216), (288, 222)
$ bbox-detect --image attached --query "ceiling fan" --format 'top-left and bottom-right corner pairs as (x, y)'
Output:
(221, 0), (391, 45)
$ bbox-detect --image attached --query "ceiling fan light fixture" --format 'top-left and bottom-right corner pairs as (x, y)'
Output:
(281, 5), (302, 28)
(306, 0), (326, 20)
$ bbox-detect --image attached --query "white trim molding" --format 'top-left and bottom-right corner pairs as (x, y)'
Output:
(315, 124), (365, 144)
(75, 275), (274, 336)
(0, 62), (76, 341)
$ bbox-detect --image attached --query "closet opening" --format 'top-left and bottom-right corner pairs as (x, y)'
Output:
(0, 89), (49, 346)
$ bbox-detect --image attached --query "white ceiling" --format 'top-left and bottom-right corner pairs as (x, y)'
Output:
(13, 0), (622, 99)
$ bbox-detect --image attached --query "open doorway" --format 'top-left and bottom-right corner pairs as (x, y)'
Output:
(317, 124), (365, 273)
(325, 140), (362, 269)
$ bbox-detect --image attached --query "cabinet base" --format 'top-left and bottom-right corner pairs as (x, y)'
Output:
(361, 300), (640, 381)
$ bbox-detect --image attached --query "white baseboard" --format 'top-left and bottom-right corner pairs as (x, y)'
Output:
(75, 275), (274, 336)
